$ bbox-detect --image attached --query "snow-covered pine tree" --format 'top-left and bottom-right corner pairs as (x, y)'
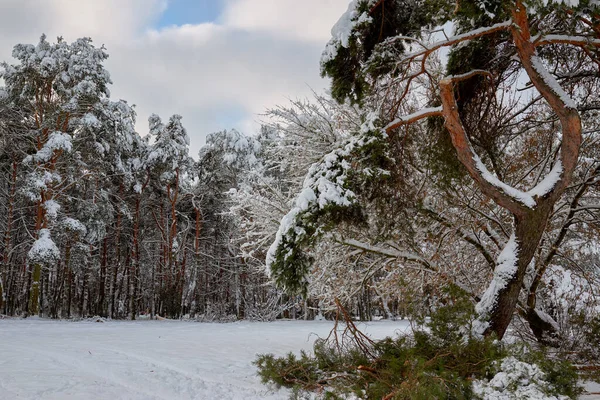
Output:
(146, 114), (193, 318)
(1, 35), (113, 316)
(267, 0), (600, 341)
(194, 129), (261, 319)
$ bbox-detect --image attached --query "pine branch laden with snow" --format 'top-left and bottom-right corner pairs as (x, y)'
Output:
(473, 356), (570, 400)
(265, 141), (359, 294)
(265, 110), (402, 292)
(321, 0), (374, 65)
(28, 229), (60, 265)
(311, 0), (599, 340)
(24, 131), (73, 164)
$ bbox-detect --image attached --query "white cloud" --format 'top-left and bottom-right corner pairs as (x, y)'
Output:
(0, 0), (350, 157)
(222, 0), (349, 42)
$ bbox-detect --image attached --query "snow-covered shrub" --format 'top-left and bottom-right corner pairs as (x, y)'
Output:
(242, 292), (297, 322)
(543, 265), (600, 329)
(473, 357), (573, 400)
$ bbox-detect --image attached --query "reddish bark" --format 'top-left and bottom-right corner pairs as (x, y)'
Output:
(434, 2), (582, 339)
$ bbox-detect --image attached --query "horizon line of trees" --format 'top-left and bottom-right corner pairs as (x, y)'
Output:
(0, 35), (401, 322)
(0, 35), (272, 321)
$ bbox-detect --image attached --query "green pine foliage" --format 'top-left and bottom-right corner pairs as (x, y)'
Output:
(421, 116), (468, 190)
(255, 290), (582, 399)
(269, 200), (365, 296)
(321, 0), (453, 105)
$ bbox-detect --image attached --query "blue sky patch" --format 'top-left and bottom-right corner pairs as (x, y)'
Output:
(157, 0), (223, 27)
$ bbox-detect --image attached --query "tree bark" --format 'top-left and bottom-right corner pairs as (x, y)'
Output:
(436, 1), (582, 339)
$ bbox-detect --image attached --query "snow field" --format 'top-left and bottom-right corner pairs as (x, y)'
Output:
(0, 319), (410, 400)
(1, 318), (598, 399)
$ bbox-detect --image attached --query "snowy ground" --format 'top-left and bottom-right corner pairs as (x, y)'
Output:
(583, 382), (600, 400)
(1, 318), (598, 400)
(0, 318), (410, 400)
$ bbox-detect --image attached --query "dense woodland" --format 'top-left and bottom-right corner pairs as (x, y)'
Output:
(0, 35), (277, 321)
(0, 0), (599, 360)
(0, 35), (382, 322)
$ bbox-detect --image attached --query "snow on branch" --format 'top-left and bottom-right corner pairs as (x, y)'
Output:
(511, 3), (582, 201)
(473, 155), (536, 208)
(341, 238), (430, 267)
(24, 131), (73, 164)
(440, 77), (533, 215)
(535, 34), (600, 48)
(399, 21), (512, 64)
(321, 0), (372, 64)
(445, 69), (493, 83)
(385, 106), (442, 132)
(473, 156), (564, 209)
(530, 56), (577, 109)
(440, 63), (568, 214)
(473, 234), (519, 336)
(28, 229), (60, 264)
(527, 160), (563, 198)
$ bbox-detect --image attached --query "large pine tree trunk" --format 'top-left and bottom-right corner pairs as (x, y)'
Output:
(478, 205), (552, 338)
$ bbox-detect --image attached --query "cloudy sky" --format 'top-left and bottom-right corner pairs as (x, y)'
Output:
(0, 0), (350, 156)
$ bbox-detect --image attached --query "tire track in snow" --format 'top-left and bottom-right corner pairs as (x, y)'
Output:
(6, 344), (171, 400)
(103, 347), (278, 399)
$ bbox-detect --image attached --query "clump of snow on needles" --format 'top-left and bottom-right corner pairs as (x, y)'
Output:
(473, 356), (569, 400)
(543, 0), (580, 7)
(24, 131), (73, 164)
(43, 199), (61, 221)
(28, 228), (60, 264)
(264, 122), (386, 279)
(265, 146), (356, 276)
(321, 0), (373, 64)
(61, 217), (87, 236)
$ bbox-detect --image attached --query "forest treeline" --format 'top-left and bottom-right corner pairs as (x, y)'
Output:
(0, 35), (274, 320)
(0, 35), (394, 322)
